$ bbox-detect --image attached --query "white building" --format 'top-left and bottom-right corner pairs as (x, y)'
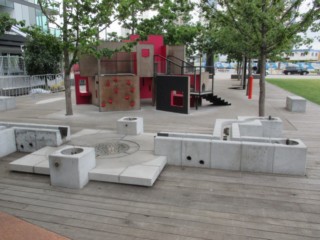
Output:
(285, 49), (320, 62)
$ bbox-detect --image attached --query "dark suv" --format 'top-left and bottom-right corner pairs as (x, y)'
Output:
(283, 66), (309, 75)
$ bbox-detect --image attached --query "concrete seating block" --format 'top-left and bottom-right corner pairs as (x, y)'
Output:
(119, 165), (161, 186)
(238, 116), (283, 138)
(15, 128), (63, 152)
(0, 122), (71, 143)
(211, 140), (241, 171)
(9, 155), (46, 173)
(117, 117), (143, 135)
(238, 120), (263, 137)
(0, 96), (16, 111)
(0, 128), (16, 158)
(49, 146), (96, 189)
(154, 136), (182, 166)
(35, 129), (63, 149)
(159, 132), (214, 140)
(286, 96), (306, 112)
(89, 167), (124, 183)
(34, 160), (50, 175)
(273, 139), (307, 175)
(181, 138), (211, 168)
(241, 142), (274, 173)
(15, 129), (37, 152)
(0, 99), (6, 111)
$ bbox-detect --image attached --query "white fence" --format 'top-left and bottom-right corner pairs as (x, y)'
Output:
(0, 74), (64, 96)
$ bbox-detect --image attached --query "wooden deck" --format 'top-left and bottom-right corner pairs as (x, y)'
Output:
(1, 75), (320, 239)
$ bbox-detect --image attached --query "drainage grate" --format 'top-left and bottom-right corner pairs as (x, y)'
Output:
(95, 142), (130, 156)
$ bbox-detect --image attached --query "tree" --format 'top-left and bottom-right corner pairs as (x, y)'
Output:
(118, 0), (158, 35)
(0, 13), (24, 35)
(202, 0), (319, 116)
(134, 0), (200, 56)
(23, 27), (62, 76)
(38, 0), (133, 115)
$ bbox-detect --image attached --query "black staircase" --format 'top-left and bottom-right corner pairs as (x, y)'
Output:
(202, 94), (231, 106)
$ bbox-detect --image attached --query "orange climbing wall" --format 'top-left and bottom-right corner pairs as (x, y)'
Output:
(98, 75), (140, 111)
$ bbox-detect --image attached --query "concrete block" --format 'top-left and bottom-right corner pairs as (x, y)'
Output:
(213, 119), (238, 140)
(142, 156), (167, 169)
(0, 122), (71, 142)
(241, 142), (274, 173)
(238, 120), (263, 137)
(117, 117), (143, 135)
(154, 136), (182, 166)
(159, 132), (214, 140)
(89, 167), (124, 183)
(238, 116), (283, 138)
(286, 96), (306, 112)
(230, 123), (241, 141)
(182, 138), (211, 168)
(273, 139), (307, 175)
(211, 140), (241, 171)
(0, 97), (16, 111)
(0, 99), (6, 111)
(15, 128), (37, 152)
(49, 146), (96, 189)
(4, 97), (16, 110)
(119, 165), (162, 186)
(15, 128), (63, 152)
(35, 129), (62, 149)
(0, 128), (16, 158)
(34, 160), (50, 175)
(9, 155), (45, 173)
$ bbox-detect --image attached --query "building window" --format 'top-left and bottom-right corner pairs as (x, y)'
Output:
(36, 9), (48, 31)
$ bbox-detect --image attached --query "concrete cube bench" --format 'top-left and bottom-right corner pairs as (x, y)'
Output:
(286, 96), (306, 112)
(0, 97), (16, 112)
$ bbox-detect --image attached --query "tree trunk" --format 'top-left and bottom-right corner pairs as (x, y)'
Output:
(259, 52), (266, 117)
(63, 0), (73, 116)
(259, 0), (267, 117)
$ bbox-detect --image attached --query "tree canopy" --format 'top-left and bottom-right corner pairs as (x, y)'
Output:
(23, 27), (62, 75)
(201, 0), (320, 116)
(0, 13), (24, 35)
(38, 0), (135, 115)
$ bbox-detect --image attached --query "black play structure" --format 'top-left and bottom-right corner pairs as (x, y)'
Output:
(154, 54), (231, 114)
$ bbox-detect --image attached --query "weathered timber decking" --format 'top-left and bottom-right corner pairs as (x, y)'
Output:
(0, 74), (320, 239)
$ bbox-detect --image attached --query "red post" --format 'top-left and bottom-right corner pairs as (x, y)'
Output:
(248, 76), (253, 99)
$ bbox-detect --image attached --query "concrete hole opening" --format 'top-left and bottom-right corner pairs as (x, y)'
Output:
(199, 160), (205, 165)
(186, 156), (192, 161)
(124, 117), (137, 121)
(61, 147), (84, 155)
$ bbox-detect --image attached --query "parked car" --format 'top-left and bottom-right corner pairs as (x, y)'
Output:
(283, 66), (309, 75)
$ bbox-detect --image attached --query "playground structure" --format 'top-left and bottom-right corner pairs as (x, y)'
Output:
(75, 35), (230, 114)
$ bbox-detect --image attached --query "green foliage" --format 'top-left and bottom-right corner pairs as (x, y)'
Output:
(0, 13), (24, 35)
(132, 0), (200, 56)
(201, 0), (319, 58)
(267, 78), (320, 105)
(201, 0), (320, 116)
(23, 27), (62, 75)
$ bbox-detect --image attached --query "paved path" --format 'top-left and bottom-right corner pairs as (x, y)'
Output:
(0, 73), (320, 239)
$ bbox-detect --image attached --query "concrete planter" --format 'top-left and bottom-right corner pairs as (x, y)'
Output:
(117, 117), (143, 135)
(49, 146), (96, 189)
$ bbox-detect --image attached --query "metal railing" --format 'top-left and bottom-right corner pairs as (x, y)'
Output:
(0, 74), (64, 96)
